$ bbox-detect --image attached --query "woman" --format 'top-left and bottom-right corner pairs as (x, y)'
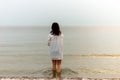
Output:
(48, 22), (64, 79)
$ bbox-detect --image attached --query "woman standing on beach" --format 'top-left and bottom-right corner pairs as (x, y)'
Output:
(48, 22), (64, 79)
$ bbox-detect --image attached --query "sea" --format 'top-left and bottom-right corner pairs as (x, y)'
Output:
(0, 26), (120, 78)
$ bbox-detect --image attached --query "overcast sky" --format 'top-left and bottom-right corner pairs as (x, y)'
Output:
(0, 0), (120, 27)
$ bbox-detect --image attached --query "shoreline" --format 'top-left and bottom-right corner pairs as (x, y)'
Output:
(0, 77), (120, 80)
(64, 54), (120, 57)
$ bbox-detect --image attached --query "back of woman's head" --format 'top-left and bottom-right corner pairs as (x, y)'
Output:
(50, 22), (61, 36)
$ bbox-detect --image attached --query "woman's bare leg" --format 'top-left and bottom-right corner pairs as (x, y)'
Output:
(56, 60), (62, 79)
(56, 60), (62, 72)
(52, 60), (57, 70)
(52, 60), (57, 78)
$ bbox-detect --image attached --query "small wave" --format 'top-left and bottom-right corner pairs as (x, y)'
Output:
(38, 67), (78, 77)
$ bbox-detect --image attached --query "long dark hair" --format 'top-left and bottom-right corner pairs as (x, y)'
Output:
(50, 22), (61, 36)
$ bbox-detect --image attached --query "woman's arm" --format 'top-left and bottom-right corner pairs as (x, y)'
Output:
(48, 40), (51, 46)
(48, 34), (51, 46)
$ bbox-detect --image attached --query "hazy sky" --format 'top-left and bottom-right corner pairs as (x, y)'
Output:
(0, 0), (120, 26)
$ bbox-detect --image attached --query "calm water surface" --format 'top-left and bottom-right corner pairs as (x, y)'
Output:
(0, 27), (120, 78)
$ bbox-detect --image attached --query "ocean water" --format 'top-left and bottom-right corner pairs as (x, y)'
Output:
(0, 27), (120, 78)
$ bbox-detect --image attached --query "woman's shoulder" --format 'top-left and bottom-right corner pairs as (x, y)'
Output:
(61, 33), (64, 36)
(60, 33), (64, 37)
(48, 33), (64, 37)
(48, 33), (53, 37)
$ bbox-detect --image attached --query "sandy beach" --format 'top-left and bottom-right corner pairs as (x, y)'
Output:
(0, 77), (120, 80)
(0, 77), (81, 80)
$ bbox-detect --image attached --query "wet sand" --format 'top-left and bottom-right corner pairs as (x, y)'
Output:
(0, 77), (120, 80)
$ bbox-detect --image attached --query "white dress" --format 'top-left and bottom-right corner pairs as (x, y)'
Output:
(48, 33), (64, 60)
